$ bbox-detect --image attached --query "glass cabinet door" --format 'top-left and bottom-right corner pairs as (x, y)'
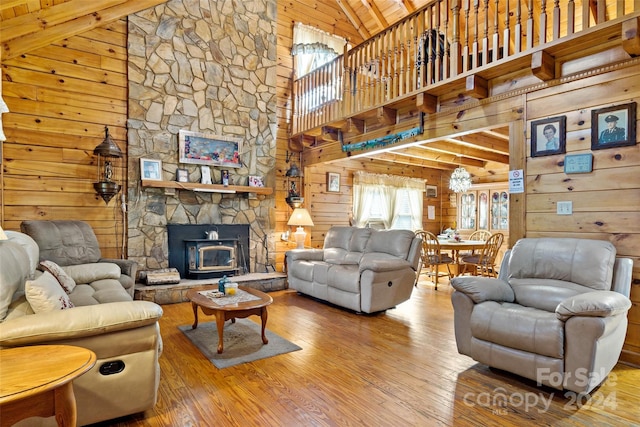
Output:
(491, 191), (509, 230)
(477, 191), (489, 230)
(460, 192), (476, 230)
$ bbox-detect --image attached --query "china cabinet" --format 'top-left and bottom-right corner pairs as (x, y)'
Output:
(457, 183), (509, 235)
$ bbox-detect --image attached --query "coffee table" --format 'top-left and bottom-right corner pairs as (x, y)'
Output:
(187, 286), (273, 354)
(0, 345), (96, 427)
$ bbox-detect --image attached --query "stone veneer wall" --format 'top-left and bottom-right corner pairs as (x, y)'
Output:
(126, 0), (277, 275)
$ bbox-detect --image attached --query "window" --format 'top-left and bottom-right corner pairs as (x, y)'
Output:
(352, 172), (425, 231)
(292, 23), (348, 112)
(291, 23), (347, 77)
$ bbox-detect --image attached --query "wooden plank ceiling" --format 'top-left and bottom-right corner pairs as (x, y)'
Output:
(1, 0), (509, 171)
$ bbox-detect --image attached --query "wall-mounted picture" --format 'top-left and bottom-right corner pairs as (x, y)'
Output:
(327, 172), (340, 193)
(176, 168), (189, 182)
(531, 116), (566, 157)
(179, 130), (242, 168)
(591, 102), (637, 150)
(140, 158), (162, 181)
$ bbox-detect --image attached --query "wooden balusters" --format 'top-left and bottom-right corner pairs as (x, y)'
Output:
(567, 0), (575, 35)
(514, 0), (522, 53)
(463, 0), (471, 72)
(503, 0), (510, 59)
(553, 0), (561, 40)
(289, 0), (634, 136)
(482, 0), (489, 65)
(526, 0), (534, 49)
(540, 0), (548, 44)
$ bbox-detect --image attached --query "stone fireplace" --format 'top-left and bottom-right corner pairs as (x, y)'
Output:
(125, 1), (277, 276)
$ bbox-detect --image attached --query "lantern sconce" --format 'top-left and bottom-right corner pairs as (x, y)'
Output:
(93, 126), (123, 204)
(285, 150), (303, 209)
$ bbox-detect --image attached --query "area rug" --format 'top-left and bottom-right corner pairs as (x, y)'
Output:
(178, 319), (302, 369)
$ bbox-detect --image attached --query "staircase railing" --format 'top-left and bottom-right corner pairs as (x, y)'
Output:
(291, 0), (639, 135)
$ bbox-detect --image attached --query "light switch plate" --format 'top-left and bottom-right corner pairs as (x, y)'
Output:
(557, 201), (573, 215)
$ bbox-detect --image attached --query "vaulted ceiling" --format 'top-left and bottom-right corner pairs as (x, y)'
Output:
(1, 0), (509, 175)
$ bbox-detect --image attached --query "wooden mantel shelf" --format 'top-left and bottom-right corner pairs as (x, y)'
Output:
(141, 180), (273, 195)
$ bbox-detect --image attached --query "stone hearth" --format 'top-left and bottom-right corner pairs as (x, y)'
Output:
(134, 272), (287, 304)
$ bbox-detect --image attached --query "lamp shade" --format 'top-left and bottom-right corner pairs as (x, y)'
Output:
(0, 226), (8, 240)
(287, 208), (314, 227)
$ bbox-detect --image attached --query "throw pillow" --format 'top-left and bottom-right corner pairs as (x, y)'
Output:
(25, 271), (75, 313)
(39, 260), (76, 294)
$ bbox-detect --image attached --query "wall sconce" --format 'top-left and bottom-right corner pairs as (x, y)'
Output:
(93, 126), (123, 204)
(285, 150), (303, 209)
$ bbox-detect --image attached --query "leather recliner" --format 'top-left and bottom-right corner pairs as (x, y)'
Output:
(450, 237), (632, 394)
(0, 227), (163, 426)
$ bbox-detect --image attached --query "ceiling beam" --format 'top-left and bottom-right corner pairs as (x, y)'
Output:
(364, 152), (455, 170)
(392, 146), (486, 167)
(1, 0), (126, 40)
(400, 0), (416, 14)
(1, 0), (168, 60)
(335, 0), (371, 40)
(416, 141), (510, 164)
(360, 0), (388, 31)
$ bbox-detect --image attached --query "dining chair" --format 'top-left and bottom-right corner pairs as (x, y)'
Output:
(415, 230), (454, 290)
(457, 229), (492, 258)
(459, 232), (504, 277)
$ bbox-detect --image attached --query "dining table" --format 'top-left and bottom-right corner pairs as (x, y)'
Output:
(437, 238), (487, 276)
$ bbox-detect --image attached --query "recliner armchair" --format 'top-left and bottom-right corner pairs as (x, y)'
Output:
(1, 225), (162, 426)
(20, 220), (138, 296)
(450, 237), (632, 394)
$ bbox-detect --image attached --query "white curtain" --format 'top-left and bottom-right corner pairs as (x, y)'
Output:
(0, 78), (8, 141)
(292, 22), (347, 77)
(352, 171), (425, 229)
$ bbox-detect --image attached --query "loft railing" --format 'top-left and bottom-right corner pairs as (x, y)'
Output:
(291, 0), (639, 135)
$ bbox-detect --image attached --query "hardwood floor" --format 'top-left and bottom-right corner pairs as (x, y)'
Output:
(92, 279), (640, 426)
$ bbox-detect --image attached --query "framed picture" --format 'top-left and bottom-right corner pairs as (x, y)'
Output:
(248, 175), (264, 187)
(176, 168), (189, 182)
(221, 170), (230, 186)
(531, 116), (566, 157)
(591, 102), (637, 150)
(327, 172), (340, 193)
(140, 158), (162, 181)
(426, 185), (437, 198)
(179, 130), (242, 168)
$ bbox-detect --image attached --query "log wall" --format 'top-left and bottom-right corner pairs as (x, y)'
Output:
(1, 20), (128, 258)
(523, 63), (640, 365)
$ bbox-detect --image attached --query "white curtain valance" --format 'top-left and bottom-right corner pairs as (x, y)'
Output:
(353, 171), (426, 191)
(291, 22), (347, 56)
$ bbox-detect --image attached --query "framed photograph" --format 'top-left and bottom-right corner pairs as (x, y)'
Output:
(591, 102), (637, 150)
(179, 129), (242, 168)
(327, 172), (340, 193)
(176, 168), (189, 182)
(531, 116), (566, 157)
(140, 158), (162, 181)
(248, 175), (264, 187)
(221, 170), (230, 186)
(426, 185), (438, 198)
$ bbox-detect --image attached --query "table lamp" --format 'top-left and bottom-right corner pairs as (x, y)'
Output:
(287, 208), (314, 249)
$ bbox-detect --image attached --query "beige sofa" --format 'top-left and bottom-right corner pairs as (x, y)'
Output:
(286, 226), (422, 313)
(0, 229), (163, 426)
(450, 237), (632, 394)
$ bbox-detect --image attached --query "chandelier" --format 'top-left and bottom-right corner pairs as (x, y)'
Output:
(449, 167), (472, 193)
